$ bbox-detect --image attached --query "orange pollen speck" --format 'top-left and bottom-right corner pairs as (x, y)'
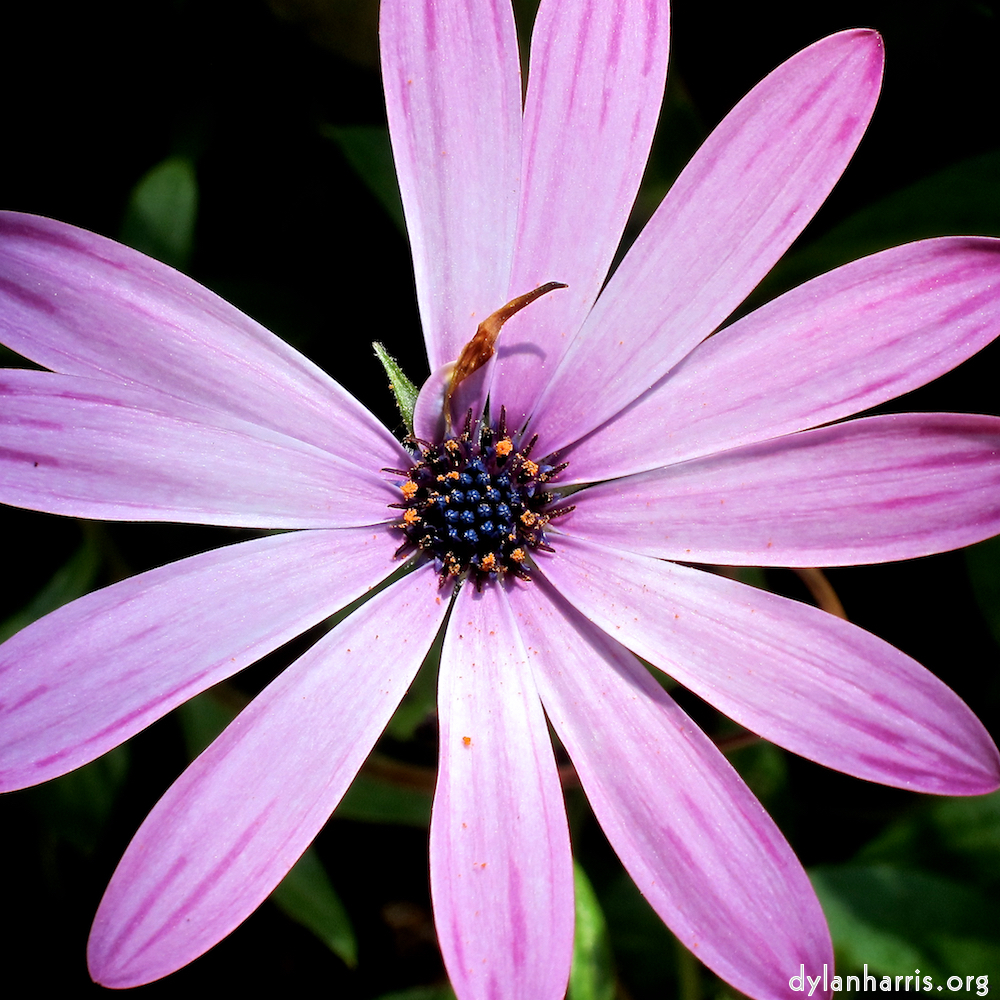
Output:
(462, 736), (472, 746)
(495, 439), (513, 456)
(520, 511), (539, 527)
(522, 459), (539, 477)
(401, 481), (418, 499)
(403, 509), (420, 524)
(444, 439), (459, 453)
(510, 548), (526, 563)
(480, 553), (497, 572)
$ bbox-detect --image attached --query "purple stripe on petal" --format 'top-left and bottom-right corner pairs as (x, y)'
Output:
(88, 563), (448, 988)
(509, 578), (832, 1000)
(431, 581), (574, 1000)
(0, 527), (398, 791)
(528, 29), (884, 454)
(560, 413), (1000, 566)
(542, 535), (1000, 795)
(0, 212), (407, 470)
(557, 238), (1000, 481)
(488, 0), (669, 430)
(380, 0), (522, 375)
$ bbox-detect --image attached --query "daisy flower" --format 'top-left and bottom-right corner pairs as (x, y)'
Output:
(2, 1), (1000, 998)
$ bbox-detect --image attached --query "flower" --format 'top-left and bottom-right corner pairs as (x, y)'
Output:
(2, 0), (1000, 997)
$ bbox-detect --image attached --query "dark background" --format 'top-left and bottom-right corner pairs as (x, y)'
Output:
(2, 0), (999, 996)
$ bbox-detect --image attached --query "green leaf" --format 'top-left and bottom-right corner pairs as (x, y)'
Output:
(374, 340), (419, 436)
(0, 530), (102, 642)
(811, 863), (1000, 978)
(857, 789), (1000, 887)
(175, 688), (238, 760)
(372, 986), (455, 1000)
(270, 847), (358, 967)
(336, 771), (432, 828)
(120, 155), (199, 270)
(967, 534), (1000, 649)
(28, 745), (130, 855)
(324, 123), (406, 233)
(569, 860), (616, 1000)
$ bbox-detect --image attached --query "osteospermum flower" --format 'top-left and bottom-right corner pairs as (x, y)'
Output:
(3, 0), (1000, 996)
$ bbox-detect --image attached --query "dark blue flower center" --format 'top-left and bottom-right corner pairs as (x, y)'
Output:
(389, 411), (571, 586)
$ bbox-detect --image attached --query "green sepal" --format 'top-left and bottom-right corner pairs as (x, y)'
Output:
(374, 341), (419, 436)
(120, 155), (199, 271)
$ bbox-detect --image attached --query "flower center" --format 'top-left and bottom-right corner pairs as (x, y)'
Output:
(389, 410), (572, 587)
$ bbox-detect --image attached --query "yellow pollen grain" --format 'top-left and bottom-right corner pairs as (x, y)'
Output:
(403, 509), (420, 524)
(495, 439), (513, 456)
(510, 548), (526, 562)
(401, 480), (418, 499)
(444, 439), (459, 453)
(521, 459), (539, 477)
(520, 511), (539, 527)
(480, 553), (497, 572)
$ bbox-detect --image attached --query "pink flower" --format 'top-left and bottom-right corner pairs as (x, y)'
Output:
(2, 0), (1000, 997)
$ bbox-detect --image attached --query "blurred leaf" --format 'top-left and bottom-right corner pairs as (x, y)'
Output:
(967, 535), (1000, 649)
(761, 150), (1000, 300)
(373, 986), (455, 1000)
(271, 846), (358, 967)
(0, 530), (102, 642)
(857, 789), (1000, 888)
(569, 860), (616, 1000)
(599, 870), (677, 996)
(374, 340), (419, 437)
(176, 688), (237, 760)
(725, 738), (788, 807)
(324, 123), (406, 233)
(811, 863), (1000, 978)
(386, 632), (441, 741)
(28, 745), (130, 855)
(120, 155), (199, 270)
(336, 772), (432, 827)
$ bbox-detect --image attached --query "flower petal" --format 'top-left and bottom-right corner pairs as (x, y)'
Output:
(558, 238), (1000, 481)
(0, 369), (396, 527)
(431, 581), (574, 1000)
(508, 577), (832, 1000)
(0, 526), (398, 792)
(541, 535), (1000, 794)
(562, 413), (1000, 566)
(87, 562), (448, 988)
(0, 212), (405, 468)
(529, 29), (884, 454)
(380, 0), (521, 372)
(488, 0), (670, 430)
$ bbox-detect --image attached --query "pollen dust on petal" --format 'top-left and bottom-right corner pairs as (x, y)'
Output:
(462, 736), (472, 747)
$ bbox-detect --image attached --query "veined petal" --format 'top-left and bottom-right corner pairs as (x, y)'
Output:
(488, 0), (670, 429)
(0, 212), (406, 469)
(0, 369), (396, 527)
(381, 0), (521, 372)
(431, 581), (574, 1000)
(562, 413), (1000, 566)
(509, 578), (831, 1000)
(559, 238), (1000, 481)
(0, 526), (398, 791)
(88, 562), (448, 988)
(530, 29), (884, 454)
(542, 535), (1000, 794)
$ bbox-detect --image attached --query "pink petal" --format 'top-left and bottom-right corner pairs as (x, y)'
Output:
(562, 413), (1000, 566)
(528, 29), (884, 454)
(559, 238), (1000, 481)
(0, 212), (406, 469)
(380, 0), (521, 373)
(508, 578), (831, 1000)
(88, 562), (448, 988)
(542, 535), (1000, 795)
(0, 526), (398, 792)
(487, 0), (670, 430)
(0, 369), (397, 527)
(431, 581), (574, 1000)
